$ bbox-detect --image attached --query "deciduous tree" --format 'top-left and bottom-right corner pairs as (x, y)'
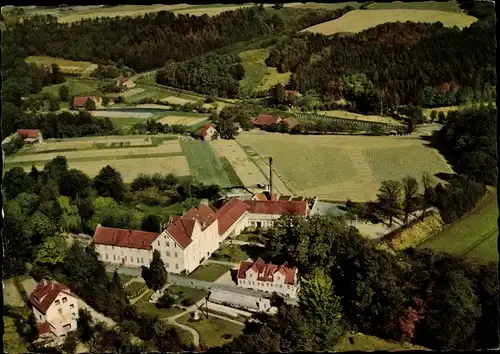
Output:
(149, 250), (168, 291)
(93, 165), (126, 202)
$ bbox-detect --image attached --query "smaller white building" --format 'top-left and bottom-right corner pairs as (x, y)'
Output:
(200, 123), (218, 141)
(28, 280), (79, 339)
(116, 77), (136, 89)
(208, 289), (272, 313)
(237, 258), (300, 298)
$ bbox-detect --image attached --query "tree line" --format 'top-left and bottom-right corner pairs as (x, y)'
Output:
(267, 20), (495, 114)
(2, 156), (223, 277)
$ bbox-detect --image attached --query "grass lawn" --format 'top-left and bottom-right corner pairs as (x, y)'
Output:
(125, 281), (147, 295)
(239, 48), (291, 97)
(188, 264), (234, 282)
(177, 313), (244, 348)
(180, 140), (232, 187)
(211, 245), (251, 263)
(333, 332), (428, 351)
(235, 233), (266, 243)
(168, 285), (208, 304)
(135, 290), (183, 318)
(106, 271), (134, 285)
(26, 55), (96, 74)
(418, 187), (498, 264)
(219, 157), (244, 186)
(41, 80), (102, 99)
(4, 307), (31, 354)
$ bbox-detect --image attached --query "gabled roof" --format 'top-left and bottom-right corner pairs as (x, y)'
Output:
(245, 200), (308, 216)
(28, 280), (73, 314)
(252, 114), (282, 127)
(93, 225), (159, 250)
(200, 123), (215, 138)
(215, 198), (250, 236)
(165, 204), (217, 249)
(117, 76), (132, 83)
(253, 192), (279, 201)
(73, 96), (90, 107)
(237, 258), (298, 285)
(17, 129), (41, 139)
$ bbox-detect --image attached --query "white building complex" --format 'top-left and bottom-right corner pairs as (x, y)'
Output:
(28, 280), (79, 339)
(237, 257), (300, 298)
(94, 197), (309, 275)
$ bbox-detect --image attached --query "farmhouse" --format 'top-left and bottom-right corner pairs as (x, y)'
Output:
(72, 96), (103, 109)
(237, 257), (300, 298)
(116, 76), (135, 89)
(94, 197), (309, 274)
(28, 280), (79, 339)
(16, 129), (44, 144)
(251, 114), (282, 129)
(200, 123), (218, 141)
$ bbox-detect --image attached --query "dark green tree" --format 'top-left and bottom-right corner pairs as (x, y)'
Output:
(149, 250), (168, 291)
(3, 167), (34, 200)
(59, 85), (70, 101)
(93, 165), (126, 202)
(402, 176), (420, 224)
(376, 180), (403, 227)
(77, 308), (94, 343)
(141, 214), (161, 233)
(60, 169), (92, 199)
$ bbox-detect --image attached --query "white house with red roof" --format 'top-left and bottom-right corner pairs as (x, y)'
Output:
(116, 76), (135, 89)
(94, 225), (160, 267)
(237, 258), (300, 298)
(16, 129), (44, 144)
(93, 198), (309, 275)
(72, 96), (103, 109)
(28, 280), (79, 338)
(200, 123), (218, 141)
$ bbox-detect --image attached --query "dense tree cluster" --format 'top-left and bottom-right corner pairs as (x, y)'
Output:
(432, 105), (497, 186)
(268, 20), (495, 113)
(156, 54), (243, 97)
(216, 214), (498, 351)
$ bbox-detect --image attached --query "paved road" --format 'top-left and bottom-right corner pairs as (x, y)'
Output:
(229, 240), (265, 248)
(107, 265), (298, 306)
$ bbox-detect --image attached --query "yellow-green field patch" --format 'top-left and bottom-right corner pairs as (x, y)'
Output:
(3, 279), (25, 307)
(366, 1), (462, 12)
(239, 49), (291, 97)
(161, 96), (195, 105)
(41, 80), (101, 99)
(319, 110), (402, 125)
(158, 115), (209, 126)
(108, 87), (145, 98)
(26, 56), (95, 74)
(286, 2), (361, 9)
(301, 9), (477, 35)
(333, 332), (429, 351)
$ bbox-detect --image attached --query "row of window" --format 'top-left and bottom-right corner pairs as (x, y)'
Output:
(240, 280), (285, 288)
(54, 297), (69, 306)
(105, 254), (151, 265)
(164, 251), (179, 258)
(159, 236), (177, 248)
(165, 262), (179, 270)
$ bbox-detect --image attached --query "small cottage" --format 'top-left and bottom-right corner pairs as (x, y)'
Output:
(17, 129), (44, 144)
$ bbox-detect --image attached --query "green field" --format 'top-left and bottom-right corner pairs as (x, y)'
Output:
(236, 131), (453, 202)
(41, 80), (102, 99)
(366, 1), (462, 12)
(26, 55), (97, 75)
(239, 49), (291, 97)
(333, 332), (428, 351)
(188, 264), (234, 282)
(177, 313), (244, 348)
(301, 8), (477, 35)
(180, 140), (232, 187)
(418, 187), (498, 264)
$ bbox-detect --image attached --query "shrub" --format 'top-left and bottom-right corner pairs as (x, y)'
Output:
(182, 298), (195, 307)
(156, 293), (176, 309)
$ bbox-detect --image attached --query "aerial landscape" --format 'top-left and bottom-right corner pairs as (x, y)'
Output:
(1, 1), (497, 353)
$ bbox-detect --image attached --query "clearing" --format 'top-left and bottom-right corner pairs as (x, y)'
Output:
(239, 49), (291, 97)
(301, 9), (477, 35)
(41, 80), (101, 99)
(319, 110), (402, 125)
(176, 313), (244, 348)
(210, 139), (268, 189)
(333, 332), (429, 351)
(26, 55), (96, 75)
(236, 130), (452, 201)
(180, 140), (232, 187)
(158, 114), (209, 127)
(418, 187), (498, 264)
(366, 1), (463, 12)
(286, 2), (361, 10)
(161, 96), (195, 105)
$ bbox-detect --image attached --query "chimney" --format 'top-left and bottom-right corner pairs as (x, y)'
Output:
(269, 157), (273, 197)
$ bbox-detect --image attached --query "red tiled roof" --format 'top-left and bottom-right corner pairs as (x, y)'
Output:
(245, 200), (308, 216)
(237, 258), (298, 285)
(200, 123), (214, 138)
(94, 225), (159, 250)
(254, 193), (279, 201)
(165, 204), (217, 248)
(73, 96), (90, 107)
(37, 322), (52, 336)
(252, 114), (281, 127)
(166, 218), (196, 249)
(216, 198), (250, 236)
(283, 117), (299, 129)
(117, 76), (130, 84)
(28, 281), (72, 314)
(17, 129), (40, 139)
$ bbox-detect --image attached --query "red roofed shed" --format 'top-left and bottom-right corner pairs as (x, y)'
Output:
(251, 114), (282, 128)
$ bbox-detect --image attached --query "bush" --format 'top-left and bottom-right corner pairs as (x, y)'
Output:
(182, 297), (195, 307)
(156, 293), (176, 309)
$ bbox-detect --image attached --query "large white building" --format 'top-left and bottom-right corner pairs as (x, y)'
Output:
(237, 257), (300, 298)
(28, 280), (79, 339)
(94, 197), (310, 275)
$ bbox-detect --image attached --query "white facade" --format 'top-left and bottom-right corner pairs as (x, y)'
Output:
(95, 243), (152, 268)
(32, 290), (79, 337)
(154, 219), (220, 274)
(202, 126), (218, 141)
(238, 270), (300, 298)
(247, 213), (281, 229)
(219, 211), (249, 241)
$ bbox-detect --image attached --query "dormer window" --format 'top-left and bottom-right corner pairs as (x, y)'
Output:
(55, 300), (60, 306)
(62, 297), (67, 303)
